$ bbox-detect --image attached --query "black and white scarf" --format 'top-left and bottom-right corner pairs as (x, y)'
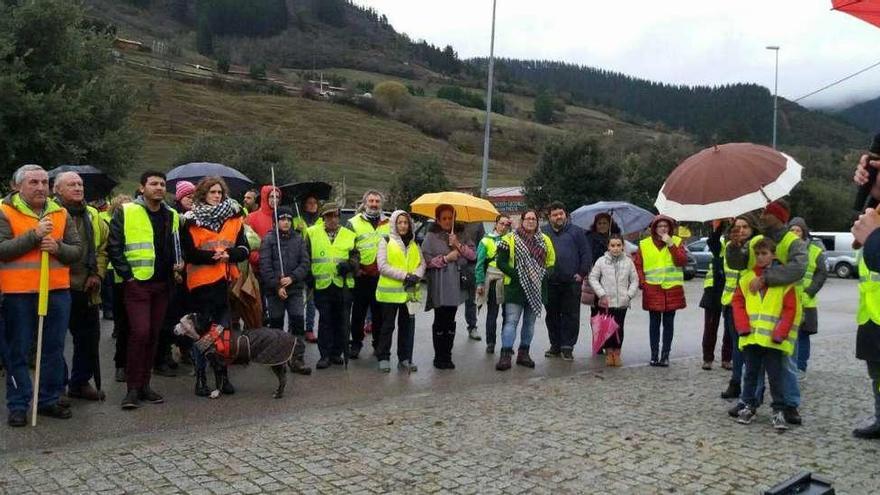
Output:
(513, 228), (547, 316)
(192, 198), (238, 232)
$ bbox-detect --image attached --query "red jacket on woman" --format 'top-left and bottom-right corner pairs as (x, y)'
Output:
(633, 215), (688, 312)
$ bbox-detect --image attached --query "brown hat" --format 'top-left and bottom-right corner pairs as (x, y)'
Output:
(319, 202), (340, 217)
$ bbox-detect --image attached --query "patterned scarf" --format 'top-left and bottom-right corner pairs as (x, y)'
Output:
(513, 227), (547, 316)
(192, 198), (238, 232)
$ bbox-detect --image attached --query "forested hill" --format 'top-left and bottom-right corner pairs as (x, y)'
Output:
(475, 59), (867, 148)
(838, 96), (880, 133)
(93, 1), (866, 149)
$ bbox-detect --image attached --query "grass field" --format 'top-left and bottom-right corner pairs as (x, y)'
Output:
(119, 61), (680, 201)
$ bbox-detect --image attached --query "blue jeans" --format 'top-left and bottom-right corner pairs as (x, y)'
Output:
(2, 291), (71, 413)
(797, 332), (811, 372)
(753, 342), (801, 409)
(741, 344), (786, 412)
(725, 306), (743, 385)
(501, 303), (537, 350)
(648, 311), (675, 360)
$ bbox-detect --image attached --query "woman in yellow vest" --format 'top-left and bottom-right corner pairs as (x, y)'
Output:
(720, 214), (760, 400)
(730, 237), (799, 430)
(787, 217), (827, 376)
(634, 215), (688, 367)
(375, 210), (425, 373)
(180, 177), (250, 397)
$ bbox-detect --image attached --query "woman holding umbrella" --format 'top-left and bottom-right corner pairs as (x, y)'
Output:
(180, 177), (250, 396)
(634, 215), (687, 367)
(494, 210), (556, 371)
(421, 205), (476, 370)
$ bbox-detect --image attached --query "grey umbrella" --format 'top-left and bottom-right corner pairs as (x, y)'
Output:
(571, 201), (654, 235)
(166, 162), (254, 198)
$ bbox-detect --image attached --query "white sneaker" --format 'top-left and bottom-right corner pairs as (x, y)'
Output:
(772, 411), (789, 431)
(737, 407), (756, 425)
(378, 360), (391, 373)
(797, 370), (807, 381)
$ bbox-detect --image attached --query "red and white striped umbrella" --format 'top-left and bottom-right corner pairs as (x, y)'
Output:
(654, 143), (803, 222)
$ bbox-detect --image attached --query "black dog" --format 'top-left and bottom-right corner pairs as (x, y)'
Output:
(174, 313), (296, 399)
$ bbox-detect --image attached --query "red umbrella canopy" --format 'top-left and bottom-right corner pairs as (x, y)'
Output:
(833, 0), (880, 28)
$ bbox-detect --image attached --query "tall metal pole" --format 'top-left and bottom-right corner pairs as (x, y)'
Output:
(767, 45), (780, 149)
(479, 0), (497, 198)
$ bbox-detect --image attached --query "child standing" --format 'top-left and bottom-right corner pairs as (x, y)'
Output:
(731, 237), (799, 431)
(588, 235), (639, 367)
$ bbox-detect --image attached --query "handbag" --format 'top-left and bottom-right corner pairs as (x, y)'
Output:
(580, 278), (596, 306)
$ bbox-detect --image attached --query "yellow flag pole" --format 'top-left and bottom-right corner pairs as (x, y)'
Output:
(31, 250), (50, 427)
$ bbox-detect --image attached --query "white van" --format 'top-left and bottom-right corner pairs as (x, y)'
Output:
(811, 231), (857, 278)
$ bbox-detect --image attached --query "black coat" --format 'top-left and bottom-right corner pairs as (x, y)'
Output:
(259, 229), (310, 292)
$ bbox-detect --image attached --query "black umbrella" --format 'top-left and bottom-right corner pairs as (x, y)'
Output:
(47, 165), (118, 202)
(166, 162), (254, 198)
(279, 181), (333, 206)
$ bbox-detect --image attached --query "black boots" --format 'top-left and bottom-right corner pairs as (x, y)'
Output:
(195, 369), (210, 397)
(720, 380), (741, 400)
(853, 421), (880, 439)
(496, 348), (513, 371)
(220, 369), (235, 395)
(516, 348), (535, 368)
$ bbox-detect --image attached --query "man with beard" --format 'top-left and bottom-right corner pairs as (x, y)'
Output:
(346, 190), (390, 359)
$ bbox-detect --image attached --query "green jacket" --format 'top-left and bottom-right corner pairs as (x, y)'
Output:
(496, 232), (556, 306)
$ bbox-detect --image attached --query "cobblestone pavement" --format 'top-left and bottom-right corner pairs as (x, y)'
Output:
(1, 328), (878, 495)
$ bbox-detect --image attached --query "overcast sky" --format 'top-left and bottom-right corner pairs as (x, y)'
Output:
(355, 0), (880, 109)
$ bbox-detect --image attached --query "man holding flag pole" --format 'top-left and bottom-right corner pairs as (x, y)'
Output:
(0, 165), (82, 427)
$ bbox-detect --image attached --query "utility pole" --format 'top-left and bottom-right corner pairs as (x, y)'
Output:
(766, 45), (780, 149)
(479, 0), (497, 198)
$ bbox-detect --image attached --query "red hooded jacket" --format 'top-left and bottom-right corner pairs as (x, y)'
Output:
(633, 215), (688, 312)
(246, 185), (281, 267)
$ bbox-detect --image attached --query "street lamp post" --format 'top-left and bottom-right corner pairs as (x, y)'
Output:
(766, 45), (780, 149)
(479, 0), (497, 198)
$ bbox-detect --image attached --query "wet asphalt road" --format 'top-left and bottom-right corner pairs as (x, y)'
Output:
(0, 278), (859, 454)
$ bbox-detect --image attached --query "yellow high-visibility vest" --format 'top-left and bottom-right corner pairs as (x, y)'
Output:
(121, 202), (180, 281)
(796, 243), (823, 309)
(308, 225), (356, 290)
(737, 270), (799, 356)
(349, 215), (390, 266)
(639, 236), (684, 289)
(375, 240), (422, 304)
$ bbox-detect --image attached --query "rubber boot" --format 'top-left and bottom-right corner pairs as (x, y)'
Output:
(195, 369), (210, 397)
(220, 367), (235, 395)
(496, 348), (513, 371)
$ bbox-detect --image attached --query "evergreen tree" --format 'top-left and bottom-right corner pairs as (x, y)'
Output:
(0, 0), (141, 181)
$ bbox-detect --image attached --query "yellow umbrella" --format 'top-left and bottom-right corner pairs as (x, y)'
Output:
(410, 192), (500, 223)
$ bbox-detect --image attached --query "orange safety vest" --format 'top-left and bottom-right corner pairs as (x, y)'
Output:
(186, 216), (243, 290)
(0, 202), (70, 293)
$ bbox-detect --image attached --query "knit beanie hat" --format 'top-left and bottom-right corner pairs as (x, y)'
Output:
(764, 200), (791, 224)
(175, 181), (195, 202)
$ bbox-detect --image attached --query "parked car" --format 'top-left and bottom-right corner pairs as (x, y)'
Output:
(684, 251), (697, 281)
(812, 231), (857, 279)
(685, 237), (712, 276)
